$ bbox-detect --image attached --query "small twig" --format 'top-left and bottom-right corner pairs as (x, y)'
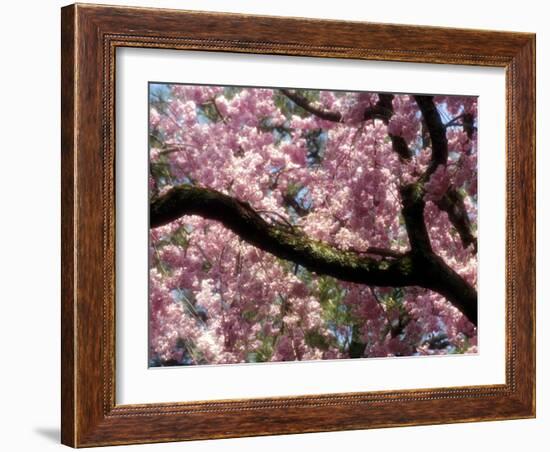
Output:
(368, 287), (392, 327)
(256, 209), (295, 229)
(445, 113), (467, 128)
(210, 97), (228, 124)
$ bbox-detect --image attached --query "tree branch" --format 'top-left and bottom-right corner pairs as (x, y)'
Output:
(152, 94), (476, 325)
(150, 184), (477, 325)
(151, 185), (416, 287)
(376, 93), (413, 161)
(280, 89), (477, 284)
(362, 94), (393, 123)
(435, 187), (477, 252)
(364, 247), (405, 259)
(413, 96), (477, 253)
(279, 89), (342, 122)
(400, 182), (433, 254)
(282, 192), (310, 217)
(414, 96), (448, 179)
(276, 90), (477, 317)
(446, 113), (476, 139)
(281, 90), (413, 161)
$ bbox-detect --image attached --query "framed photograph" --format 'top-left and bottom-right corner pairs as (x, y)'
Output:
(61, 3), (535, 447)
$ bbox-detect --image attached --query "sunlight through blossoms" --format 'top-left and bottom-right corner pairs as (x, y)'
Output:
(148, 84), (478, 366)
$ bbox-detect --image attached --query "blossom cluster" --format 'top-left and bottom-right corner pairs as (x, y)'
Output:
(148, 84), (478, 366)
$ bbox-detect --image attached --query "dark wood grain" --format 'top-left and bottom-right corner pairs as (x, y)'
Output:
(60, 5), (76, 447)
(61, 3), (536, 447)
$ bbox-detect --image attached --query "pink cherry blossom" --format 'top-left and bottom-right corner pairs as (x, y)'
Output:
(148, 84), (478, 366)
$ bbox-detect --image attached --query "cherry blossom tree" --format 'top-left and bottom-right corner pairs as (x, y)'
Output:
(148, 83), (478, 366)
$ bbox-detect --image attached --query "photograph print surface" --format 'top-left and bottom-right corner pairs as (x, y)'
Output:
(148, 83), (478, 367)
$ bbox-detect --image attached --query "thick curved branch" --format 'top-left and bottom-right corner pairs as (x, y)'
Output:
(413, 96), (477, 252)
(413, 251), (478, 326)
(414, 96), (448, 179)
(155, 94), (476, 324)
(399, 182), (477, 324)
(151, 185), (416, 287)
(151, 184), (478, 325)
(400, 183), (433, 254)
(277, 91), (477, 318)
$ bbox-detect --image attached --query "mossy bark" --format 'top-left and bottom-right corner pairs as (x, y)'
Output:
(151, 184), (478, 326)
(149, 94), (479, 326)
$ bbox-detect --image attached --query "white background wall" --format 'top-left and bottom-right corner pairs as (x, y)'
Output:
(0, 1), (546, 450)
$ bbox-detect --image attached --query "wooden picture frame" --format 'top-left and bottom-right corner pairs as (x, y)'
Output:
(61, 3), (536, 447)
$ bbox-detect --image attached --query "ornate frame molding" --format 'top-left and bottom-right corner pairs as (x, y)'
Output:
(61, 4), (535, 447)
